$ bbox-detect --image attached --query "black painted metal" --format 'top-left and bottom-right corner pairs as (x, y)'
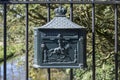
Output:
(47, 69), (51, 80)
(114, 4), (118, 80)
(70, 3), (73, 21)
(70, 3), (73, 80)
(47, 3), (50, 22)
(25, 4), (29, 80)
(3, 3), (7, 80)
(47, 2), (51, 80)
(70, 69), (73, 80)
(1, 1), (120, 4)
(92, 1), (96, 80)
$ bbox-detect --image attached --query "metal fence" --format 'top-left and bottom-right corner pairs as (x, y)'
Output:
(0, 0), (119, 80)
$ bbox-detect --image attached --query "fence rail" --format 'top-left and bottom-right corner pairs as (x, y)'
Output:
(1, 0), (120, 4)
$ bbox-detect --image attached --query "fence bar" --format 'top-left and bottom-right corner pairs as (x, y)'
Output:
(70, 2), (73, 80)
(3, 3), (7, 80)
(70, 69), (73, 80)
(92, 1), (96, 80)
(1, 1), (120, 4)
(47, 2), (51, 80)
(47, 3), (50, 22)
(25, 3), (29, 80)
(70, 3), (73, 21)
(47, 69), (51, 80)
(114, 4), (118, 80)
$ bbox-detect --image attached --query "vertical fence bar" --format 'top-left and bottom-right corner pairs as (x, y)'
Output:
(70, 2), (73, 80)
(3, 3), (7, 80)
(70, 69), (73, 80)
(92, 0), (95, 80)
(47, 69), (51, 80)
(25, 3), (29, 80)
(114, 3), (118, 80)
(47, 3), (51, 80)
(70, 3), (73, 21)
(47, 3), (50, 22)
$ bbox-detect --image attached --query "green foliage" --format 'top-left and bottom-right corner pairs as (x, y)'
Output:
(0, 45), (15, 62)
(0, 43), (24, 62)
(72, 4), (119, 80)
(75, 64), (115, 80)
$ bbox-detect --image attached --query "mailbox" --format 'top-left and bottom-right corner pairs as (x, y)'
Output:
(33, 6), (87, 68)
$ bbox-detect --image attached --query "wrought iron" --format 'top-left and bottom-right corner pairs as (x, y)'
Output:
(92, 1), (96, 80)
(47, 2), (51, 80)
(114, 4), (118, 80)
(70, 3), (73, 80)
(25, 4), (29, 80)
(3, 3), (7, 80)
(1, 0), (120, 4)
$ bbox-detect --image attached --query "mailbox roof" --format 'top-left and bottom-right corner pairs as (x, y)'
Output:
(34, 6), (85, 29)
(35, 16), (85, 29)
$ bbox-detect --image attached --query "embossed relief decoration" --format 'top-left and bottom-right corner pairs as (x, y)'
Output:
(41, 34), (78, 63)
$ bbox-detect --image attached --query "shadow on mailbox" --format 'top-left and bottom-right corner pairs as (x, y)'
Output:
(33, 6), (87, 68)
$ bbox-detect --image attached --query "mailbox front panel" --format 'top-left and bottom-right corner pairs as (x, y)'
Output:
(34, 29), (86, 68)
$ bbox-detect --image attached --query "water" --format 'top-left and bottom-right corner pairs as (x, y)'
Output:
(0, 55), (70, 80)
(0, 56), (26, 80)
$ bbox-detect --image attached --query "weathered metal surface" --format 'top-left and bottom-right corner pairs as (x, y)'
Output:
(35, 17), (84, 29)
(33, 6), (87, 68)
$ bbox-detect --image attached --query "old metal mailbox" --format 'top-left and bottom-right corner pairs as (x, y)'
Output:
(33, 6), (87, 68)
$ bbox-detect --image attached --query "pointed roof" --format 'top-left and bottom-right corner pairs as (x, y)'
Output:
(34, 6), (85, 29)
